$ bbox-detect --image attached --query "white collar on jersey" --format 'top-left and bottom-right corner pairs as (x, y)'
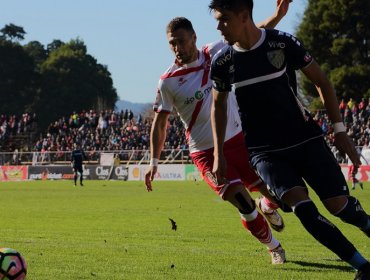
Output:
(232, 28), (266, 52)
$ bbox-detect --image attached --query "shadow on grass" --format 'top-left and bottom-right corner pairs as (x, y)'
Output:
(281, 260), (354, 273)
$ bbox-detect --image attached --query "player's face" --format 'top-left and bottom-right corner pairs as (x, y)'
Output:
(167, 28), (197, 65)
(213, 9), (244, 45)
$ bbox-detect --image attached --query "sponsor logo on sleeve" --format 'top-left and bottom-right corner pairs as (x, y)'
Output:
(216, 52), (232, 66)
(304, 52), (312, 62)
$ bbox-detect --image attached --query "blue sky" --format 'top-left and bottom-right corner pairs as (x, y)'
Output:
(1, 0), (306, 104)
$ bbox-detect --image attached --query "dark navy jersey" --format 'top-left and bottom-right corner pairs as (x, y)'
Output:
(211, 29), (323, 153)
(71, 149), (86, 166)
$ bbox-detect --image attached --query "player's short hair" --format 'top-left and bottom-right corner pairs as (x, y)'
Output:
(166, 17), (195, 34)
(208, 0), (254, 16)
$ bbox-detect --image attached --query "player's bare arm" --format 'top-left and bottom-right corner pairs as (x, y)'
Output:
(301, 60), (361, 167)
(257, 0), (291, 29)
(145, 112), (169, 191)
(211, 88), (228, 181)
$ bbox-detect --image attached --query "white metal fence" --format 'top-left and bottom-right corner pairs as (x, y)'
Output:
(0, 149), (192, 166)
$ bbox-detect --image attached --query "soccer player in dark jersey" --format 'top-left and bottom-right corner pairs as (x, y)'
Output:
(208, 0), (370, 279)
(71, 142), (87, 186)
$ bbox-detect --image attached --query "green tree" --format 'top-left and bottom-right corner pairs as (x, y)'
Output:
(0, 38), (36, 114)
(33, 39), (117, 128)
(0, 23), (118, 130)
(0, 23), (26, 42)
(46, 39), (64, 54)
(296, 0), (370, 106)
(24, 41), (47, 69)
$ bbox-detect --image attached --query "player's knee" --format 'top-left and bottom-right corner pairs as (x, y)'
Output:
(335, 196), (368, 228)
(235, 193), (255, 214)
(293, 200), (323, 230)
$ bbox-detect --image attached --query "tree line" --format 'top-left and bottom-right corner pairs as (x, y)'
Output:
(0, 23), (118, 130)
(1, 0), (369, 129)
(296, 0), (370, 110)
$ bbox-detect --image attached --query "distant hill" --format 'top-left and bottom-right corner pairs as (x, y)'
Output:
(115, 100), (151, 117)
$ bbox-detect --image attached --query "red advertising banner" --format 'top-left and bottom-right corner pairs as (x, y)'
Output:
(340, 164), (370, 181)
(1, 164), (368, 183)
(0, 166), (28, 181)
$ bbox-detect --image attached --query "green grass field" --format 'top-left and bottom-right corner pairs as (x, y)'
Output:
(0, 180), (369, 280)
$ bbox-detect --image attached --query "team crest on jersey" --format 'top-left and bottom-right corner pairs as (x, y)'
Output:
(178, 77), (187, 86)
(229, 65), (235, 73)
(267, 49), (285, 69)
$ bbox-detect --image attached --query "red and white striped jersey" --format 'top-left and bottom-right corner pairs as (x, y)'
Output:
(153, 41), (242, 153)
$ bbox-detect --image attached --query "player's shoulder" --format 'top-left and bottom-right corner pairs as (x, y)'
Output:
(203, 40), (227, 58)
(266, 29), (303, 45)
(159, 63), (178, 81)
(211, 43), (233, 68)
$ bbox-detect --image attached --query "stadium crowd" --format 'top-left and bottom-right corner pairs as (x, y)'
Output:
(0, 113), (37, 142)
(33, 109), (187, 161)
(2, 97), (370, 164)
(313, 98), (370, 162)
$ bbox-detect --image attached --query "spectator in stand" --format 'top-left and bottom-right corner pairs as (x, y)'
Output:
(347, 98), (354, 110)
(358, 98), (366, 112)
(20, 100), (370, 167)
(36, 108), (186, 161)
(344, 106), (353, 127)
(339, 98), (347, 120)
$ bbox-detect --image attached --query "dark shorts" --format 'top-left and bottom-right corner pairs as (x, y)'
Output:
(73, 165), (83, 174)
(250, 137), (349, 201)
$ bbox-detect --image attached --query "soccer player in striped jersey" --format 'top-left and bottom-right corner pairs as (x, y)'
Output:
(145, 0), (291, 265)
(208, 0), (370, 278)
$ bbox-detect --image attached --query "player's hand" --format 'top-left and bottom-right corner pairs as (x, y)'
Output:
(145, 166), (158, 192)
(334, 132), (361, 168)
(212, 153), (227, 183)
(276, 0), (291, 18)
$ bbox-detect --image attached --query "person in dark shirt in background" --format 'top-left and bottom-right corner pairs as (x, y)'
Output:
(71, 142), (87, 186)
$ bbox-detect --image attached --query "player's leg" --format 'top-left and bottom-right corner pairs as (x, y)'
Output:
(284, 188), (370, 272)
(204, 168), (286, 264)
(78, 166), (84, 186)
(252, 141), (370, 273)
(73, 168), (77, 186)
(191, 148), (285, 264)
(301, 140), (370, 276)
(255, 187), (285, 232)
(350, 166), (356, 189)
(79, 172), (83, 186)
(325, 195), (370, 237)
(222, 183), (286, 264)
(301, 139), (370, 237)
(227, 133), (285, 231)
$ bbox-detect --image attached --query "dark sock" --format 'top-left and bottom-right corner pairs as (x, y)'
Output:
(294, 201), (358, 263)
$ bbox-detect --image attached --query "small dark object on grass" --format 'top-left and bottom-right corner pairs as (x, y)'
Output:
(169, 218), (177, 231)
